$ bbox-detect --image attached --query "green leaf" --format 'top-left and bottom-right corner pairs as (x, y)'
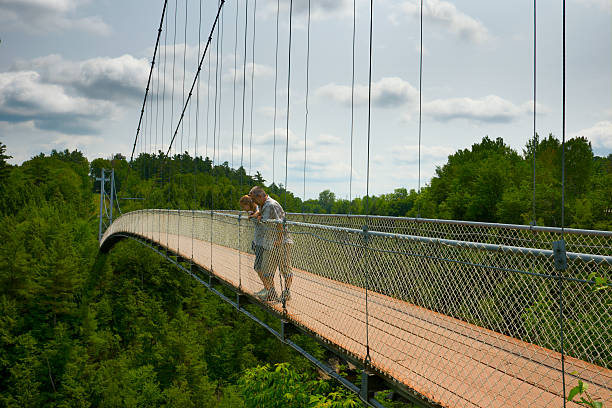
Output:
(568, 385), (581, 402)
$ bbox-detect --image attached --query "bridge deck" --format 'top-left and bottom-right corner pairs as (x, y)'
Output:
(139, 231), (611, 408)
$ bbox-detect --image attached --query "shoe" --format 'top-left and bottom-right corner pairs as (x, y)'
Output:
(255, 288), (278, 302)
(280, 289), (291, 302)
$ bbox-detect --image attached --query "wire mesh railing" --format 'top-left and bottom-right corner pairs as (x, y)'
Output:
(102, 209), (612, 407)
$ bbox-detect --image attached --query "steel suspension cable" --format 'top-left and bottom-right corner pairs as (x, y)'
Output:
(131, 0), (169, 162)
(166, 0), (226, 156)
(211, 1), (221, 271)
(178, 0), (189, 256)
(193, 0), (203, 264)
(160, 3), (168, 247)
(363, 0), (374, 364)
(302, 0), (311, 213)
(170, 0), (178, 217)
(349, 0), (356, 211)
(216, 7), (225, 169)
(206, 41), (211, 159)
(240, 0), (249, 172)
(238, 0), (250, 290)
(231, 1), (239, 168)
(532, 0), (537, 226)
(559, 0), (567, 404)
(417, 0), (423, 217)
(284, 0), (293, 210)
(248, 0), (257, 174)
(181, 0), (188, 158)
(272, 0), (280, 185)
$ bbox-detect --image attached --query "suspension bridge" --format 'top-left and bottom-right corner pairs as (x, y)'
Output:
(97, 0), (611, 407)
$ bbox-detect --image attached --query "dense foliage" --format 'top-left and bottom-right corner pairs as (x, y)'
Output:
(301, 135), (612, 230)
(0, 132), (609, 406)
(0, 144), (378, 407)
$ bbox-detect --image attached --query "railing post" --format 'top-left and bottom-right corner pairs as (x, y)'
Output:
(97, 169), (106, 242)
(238, 213), (242, 290)
(553, 239), (567, 406)
(362, 224), (371, 364)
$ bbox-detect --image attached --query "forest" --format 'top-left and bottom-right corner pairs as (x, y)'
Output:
(0, 134), (610, 407)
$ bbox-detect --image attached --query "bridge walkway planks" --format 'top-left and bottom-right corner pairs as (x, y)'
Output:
(133, 230), (612, 408)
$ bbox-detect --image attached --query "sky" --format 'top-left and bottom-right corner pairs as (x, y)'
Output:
(0, 0), (610, 200)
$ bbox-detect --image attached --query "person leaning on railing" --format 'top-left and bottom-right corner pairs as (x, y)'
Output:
(248, 186), (293, 302)
(239, 195), (264, 280)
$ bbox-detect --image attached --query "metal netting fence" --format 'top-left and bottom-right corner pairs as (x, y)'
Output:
(102, 209), (612, 407)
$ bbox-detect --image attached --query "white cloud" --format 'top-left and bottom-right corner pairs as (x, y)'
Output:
(0, 0), (110, 35)
(259, 0), (353, 21)
(572, 0), (611, 11)
(223, 62), (275, 83)
(0, 120), (106, 164)
(423, 95), (533, 123)
(395, 0), (491, 44)
(13, 54), (150, 102)
(0, 71), (115, 134)
(316, 77), (419, 109)
(574, 121), (612, 150)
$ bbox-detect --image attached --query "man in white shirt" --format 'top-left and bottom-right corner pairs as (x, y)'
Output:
(249, 186), (293, 302)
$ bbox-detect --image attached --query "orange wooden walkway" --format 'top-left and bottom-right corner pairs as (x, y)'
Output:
(131, 230), (612, 408)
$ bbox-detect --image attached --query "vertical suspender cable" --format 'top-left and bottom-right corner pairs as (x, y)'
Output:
(349, 0), (356, 212)
(232, 1), (239, 169)
(284, 0), (293, 210)
(532, 0), (537, 226)
(206, 37), (211, 159)
(365, 0), (373, 216)
(131, 0), (169, 163)
(211, 2), (221, 271)
(272, 0), (280, 185)
(417, 0), (423, 217)
(363, 0), (374, 363)
(178, 0), (189, 256)
(559, 0), (567, 405)
(240, 0), (250, 289)
(166, 0), (226, 156)
(161, 5), (168, 246)
(280, 0), (294, 312)
(216, 9), (225, 171)
(241, 0), (249, 173)
(181, 0), (188, 158)
(302, 0), (311, 213)
(249, 0), (257, 175)
(155, 37), (160, 242)
(193, 0), (203, 265)
(168, 0), (178, 249)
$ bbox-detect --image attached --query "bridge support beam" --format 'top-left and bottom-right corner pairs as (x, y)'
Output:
(280, 320), (297, 343)
(236, 293), (252, 310)
(360, 370), (387, 401)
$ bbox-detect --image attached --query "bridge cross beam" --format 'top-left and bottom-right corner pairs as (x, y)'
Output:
(360, 370), (387, 401)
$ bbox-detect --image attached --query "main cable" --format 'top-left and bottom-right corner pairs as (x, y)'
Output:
(131, 0), (169, 162)
(166, 0), (226, 156)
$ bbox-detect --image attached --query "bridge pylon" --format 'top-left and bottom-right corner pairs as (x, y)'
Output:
(96, 168), (119, 242)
